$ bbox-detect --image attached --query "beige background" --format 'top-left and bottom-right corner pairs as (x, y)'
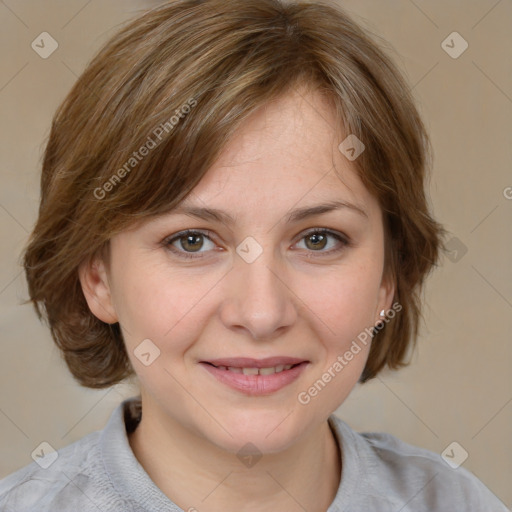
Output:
(1, 0), (511, 508)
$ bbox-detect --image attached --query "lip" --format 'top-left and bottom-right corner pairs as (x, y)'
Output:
(199, 359), (309, 396)
(203, 356), (307, 368)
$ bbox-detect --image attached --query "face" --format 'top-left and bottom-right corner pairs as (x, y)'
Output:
(80, 87), (394, 455)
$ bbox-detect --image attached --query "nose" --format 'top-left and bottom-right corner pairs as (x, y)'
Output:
(219, 248), (298, 341)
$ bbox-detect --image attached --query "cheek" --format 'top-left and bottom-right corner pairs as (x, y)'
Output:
(294, 265), (379, 412)
(298, 261), (381, 344)
(112, 260), (222, 350)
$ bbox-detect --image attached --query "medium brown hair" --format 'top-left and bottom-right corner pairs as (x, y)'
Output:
(22, 0), (447, 388)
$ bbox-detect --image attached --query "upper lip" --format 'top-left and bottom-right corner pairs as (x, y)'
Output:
(202, 357), (308, 368)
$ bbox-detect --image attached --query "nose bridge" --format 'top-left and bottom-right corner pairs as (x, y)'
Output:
(242, 251), (281, 301)
(220, 238), (296, 340)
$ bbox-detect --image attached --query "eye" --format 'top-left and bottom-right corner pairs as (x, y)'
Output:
(164, 230), (217, 260)
(163, 228), (350, 261)
(294, 228), (349, 257)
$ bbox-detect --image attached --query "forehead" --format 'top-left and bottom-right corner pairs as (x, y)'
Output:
(183, 88), (379, 219)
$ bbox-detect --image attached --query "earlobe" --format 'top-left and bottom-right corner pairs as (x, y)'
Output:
(78, 257), (118, 324)
(376, 274), (396, 324)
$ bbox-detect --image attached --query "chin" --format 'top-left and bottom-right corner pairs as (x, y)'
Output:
(203, 407), (311, 455)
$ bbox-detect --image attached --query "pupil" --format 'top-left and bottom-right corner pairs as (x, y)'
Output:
(183, 234), (202, 252)
(308, 233), (326, 250)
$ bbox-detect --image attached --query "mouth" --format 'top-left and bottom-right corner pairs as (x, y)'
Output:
(199, 357), (309, 395)
(202, 361), (304, 375)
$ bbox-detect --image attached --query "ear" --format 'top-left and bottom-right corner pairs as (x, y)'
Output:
(374, 272), (396, 326)
(78, 255), (118, 324)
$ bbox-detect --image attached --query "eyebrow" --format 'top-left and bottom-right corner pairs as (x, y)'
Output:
(171, 200), (368, 226)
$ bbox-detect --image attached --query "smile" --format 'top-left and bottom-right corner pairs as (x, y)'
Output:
(207, 363), (299, 375)
(199, 358), (309, 396)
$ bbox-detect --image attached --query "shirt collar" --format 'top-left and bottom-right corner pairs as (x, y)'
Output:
(100, 396), (183, 511)
(100, 396), (364, 511)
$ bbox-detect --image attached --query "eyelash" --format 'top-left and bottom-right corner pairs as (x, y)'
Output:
(163, 228), (350, 260)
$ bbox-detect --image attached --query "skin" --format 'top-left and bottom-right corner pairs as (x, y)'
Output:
(79, 86), (395, 512)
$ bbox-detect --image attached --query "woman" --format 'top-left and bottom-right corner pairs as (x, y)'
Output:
(0, 0), (506, 510)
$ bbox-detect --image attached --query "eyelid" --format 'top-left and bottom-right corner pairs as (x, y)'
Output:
(298, 227), (350, 245)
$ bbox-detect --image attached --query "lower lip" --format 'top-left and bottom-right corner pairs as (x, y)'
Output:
(200, 362), (308, 396)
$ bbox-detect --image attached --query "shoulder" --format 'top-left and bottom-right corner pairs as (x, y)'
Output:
(0, 430), (130, 512)
(328, 415), (508, 511)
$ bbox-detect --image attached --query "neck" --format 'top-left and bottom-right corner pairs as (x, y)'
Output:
(128, 404), (341, 512)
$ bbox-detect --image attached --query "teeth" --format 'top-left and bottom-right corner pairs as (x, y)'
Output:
(242, 367), (259, 375)
(216, 364), (296, 375)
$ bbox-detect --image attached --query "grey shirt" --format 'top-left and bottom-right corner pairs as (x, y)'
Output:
(0, 397), (507, 511)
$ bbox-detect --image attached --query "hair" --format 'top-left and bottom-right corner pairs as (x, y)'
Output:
(22, 0), (447, 388)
